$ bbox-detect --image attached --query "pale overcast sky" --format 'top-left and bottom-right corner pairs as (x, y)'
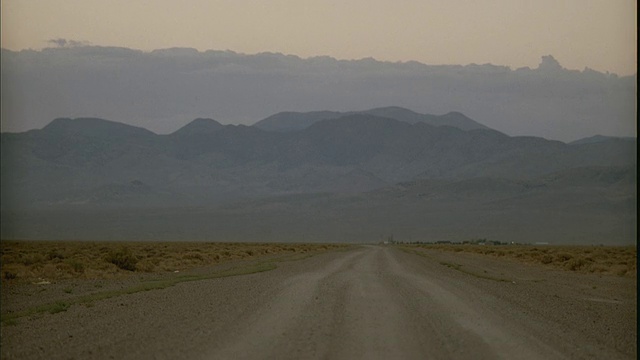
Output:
(1, 0), (637, 75)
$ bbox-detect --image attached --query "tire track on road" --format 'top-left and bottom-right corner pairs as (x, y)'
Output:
(209, 245), (566, 359)
(381, 246), (566, 360)
(209, 247), (367, 359)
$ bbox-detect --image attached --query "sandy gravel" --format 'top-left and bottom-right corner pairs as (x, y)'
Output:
(1, 245), (636, 359)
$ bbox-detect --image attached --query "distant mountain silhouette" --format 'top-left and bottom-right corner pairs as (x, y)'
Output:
(3, 47), (635, 142)
(253, 106), (491, 132)
(357, 107), (490, 131)
(569, 135), (636, 145)
(43, 117), (155, 139)
(1, 112), (636, 244)
(252, 111), (342, 132)
(170, 118), (223, 136)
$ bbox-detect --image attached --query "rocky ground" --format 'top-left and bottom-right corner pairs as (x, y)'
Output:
(1, 245), (636, 359)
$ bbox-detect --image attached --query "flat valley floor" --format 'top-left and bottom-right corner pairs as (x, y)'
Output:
(1, 246), (636, 359)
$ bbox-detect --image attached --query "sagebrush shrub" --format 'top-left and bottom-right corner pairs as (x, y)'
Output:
(105, 248), (138, 271)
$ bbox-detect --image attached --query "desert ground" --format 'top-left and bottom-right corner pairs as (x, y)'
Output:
(1, 242), (636, 359)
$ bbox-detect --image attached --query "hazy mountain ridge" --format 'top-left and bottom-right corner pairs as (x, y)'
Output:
(170, 118), (224, 137)
(2, 47), (635, 141)
(253, 106), (490, 132)
(569, 134), (636, 145)
(1, 112), (634, 206)
(1, 111), (635, 244)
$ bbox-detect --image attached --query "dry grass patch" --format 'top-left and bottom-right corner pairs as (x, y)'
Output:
(1, 240), (346, 284)
(1, 261), (279, 324)
(408, 244), (636, 277)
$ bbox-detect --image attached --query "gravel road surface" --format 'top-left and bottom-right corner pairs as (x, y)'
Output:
(1, 245), (636, 359)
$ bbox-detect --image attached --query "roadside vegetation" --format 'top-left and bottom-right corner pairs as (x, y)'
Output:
(405, 244), (636, 277)
(1, 240), (346, 284)
(1, 261), (278, 324)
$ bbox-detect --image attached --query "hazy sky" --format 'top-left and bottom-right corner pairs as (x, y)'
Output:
(1, 0), (636, 76)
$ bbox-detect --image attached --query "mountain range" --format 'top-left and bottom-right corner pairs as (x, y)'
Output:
(253, 107), (489, 132)
(1, 107), (636, 244)
(2, 47), (636, 142)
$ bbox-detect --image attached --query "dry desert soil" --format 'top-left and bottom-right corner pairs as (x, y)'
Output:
(1, 245), (637, 359)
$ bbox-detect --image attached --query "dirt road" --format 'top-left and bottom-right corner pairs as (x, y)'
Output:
(1, 245), (636, 359)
